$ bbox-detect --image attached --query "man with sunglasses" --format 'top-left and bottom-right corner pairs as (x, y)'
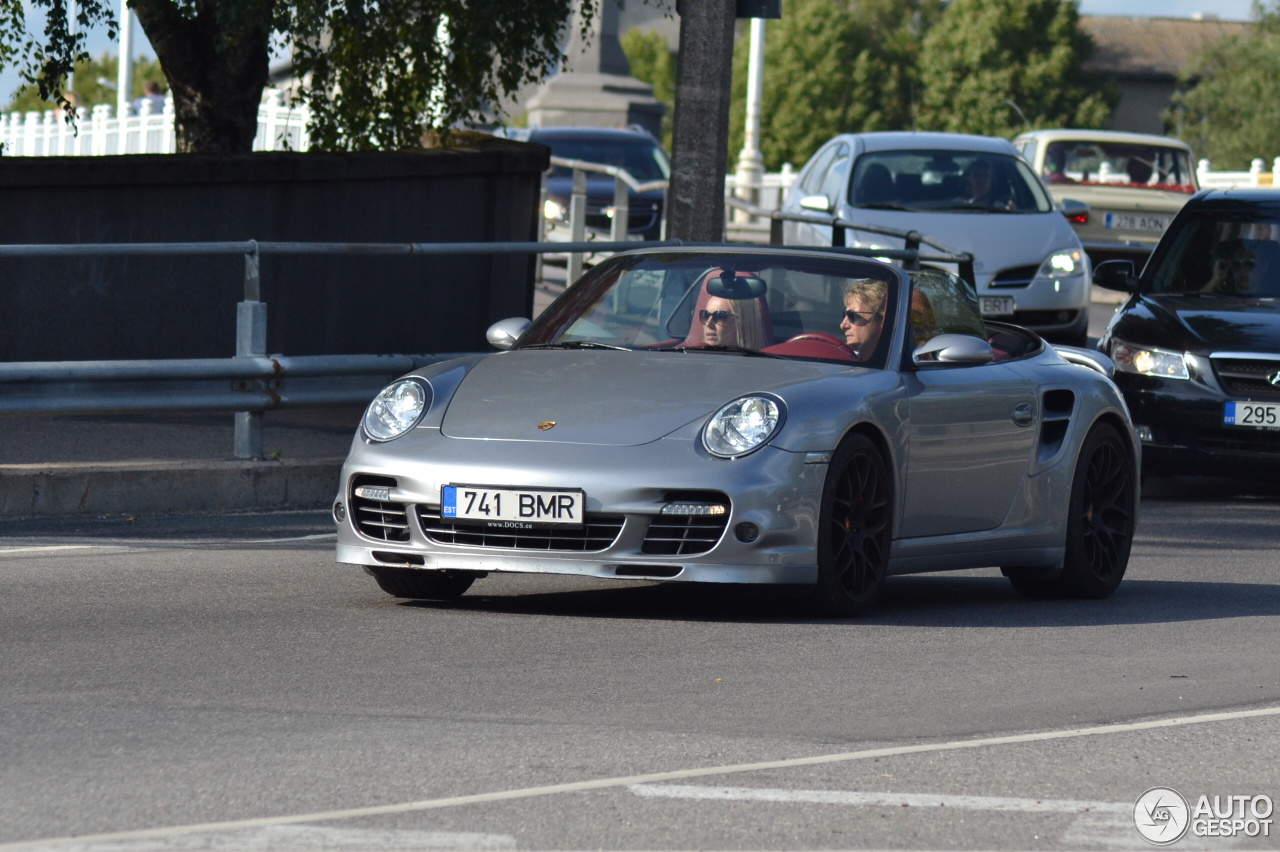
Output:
(840, 278), (887, 361)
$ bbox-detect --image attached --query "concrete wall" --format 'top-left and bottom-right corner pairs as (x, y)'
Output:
(0, 136), (546, 361)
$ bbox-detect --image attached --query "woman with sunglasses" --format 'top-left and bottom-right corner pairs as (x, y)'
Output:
(840, 278), (887, 361)
(700, 297), (769, 349)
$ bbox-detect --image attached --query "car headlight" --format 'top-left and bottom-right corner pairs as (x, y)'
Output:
(703, 395), (784, 458)
(1036, 248), (1085, 279)
(363, 379), (431, 442)
(543, 198), (566, 222)
(1111, 340), (1190, 380)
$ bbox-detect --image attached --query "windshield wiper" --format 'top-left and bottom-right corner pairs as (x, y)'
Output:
(856, 202), (914, 211)
(669, 345), (784, 358)
(525, 341), (630, 351)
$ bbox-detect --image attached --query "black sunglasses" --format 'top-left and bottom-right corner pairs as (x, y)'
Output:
(699, 309), (734, 325)
(843, 309), (882, 326)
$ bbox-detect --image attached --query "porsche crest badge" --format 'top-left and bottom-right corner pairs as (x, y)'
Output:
(538, 421), (557, 431)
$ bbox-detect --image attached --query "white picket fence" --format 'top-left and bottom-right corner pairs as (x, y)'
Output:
(1196, 157), (1280, 189)
(0, 91), (310, 156)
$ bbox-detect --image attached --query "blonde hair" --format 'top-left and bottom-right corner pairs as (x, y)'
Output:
(723, 298), (769, 349)
(843, 278), (888, 313)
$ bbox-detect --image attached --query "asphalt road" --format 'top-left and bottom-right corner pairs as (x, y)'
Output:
(2, 480), (1278, 852)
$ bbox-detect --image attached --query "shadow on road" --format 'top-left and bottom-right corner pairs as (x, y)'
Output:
(401, 571), (1279, 628)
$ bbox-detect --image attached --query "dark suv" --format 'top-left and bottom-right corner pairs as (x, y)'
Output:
(521, 126), (670, 243)
(1095, 189), (1280, 480)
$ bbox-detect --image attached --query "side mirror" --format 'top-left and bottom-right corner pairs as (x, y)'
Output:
(799, 194), (833, 213)
(1059, 198), (1089, 225)
(486, 317), (532, 350)
(1094, 259), (1140, 293)
(913, 334), (994, 367)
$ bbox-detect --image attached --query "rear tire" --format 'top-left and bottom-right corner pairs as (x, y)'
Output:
(370, 567), (475, 600)
(808, 433), (892, 617)
(1005, 421), (1136, 599)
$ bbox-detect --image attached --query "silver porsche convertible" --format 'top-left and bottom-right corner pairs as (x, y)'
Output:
(334, 247), (1139, 615)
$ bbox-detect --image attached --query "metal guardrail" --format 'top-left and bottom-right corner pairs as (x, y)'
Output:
(2, 238), (925, 461)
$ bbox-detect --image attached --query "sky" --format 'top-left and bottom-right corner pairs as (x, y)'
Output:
(1, 0), (1266, 112)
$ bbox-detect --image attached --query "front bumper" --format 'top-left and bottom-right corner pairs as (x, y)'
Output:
(1117, 374), (1280, 478)
(334, 427), (827, 585)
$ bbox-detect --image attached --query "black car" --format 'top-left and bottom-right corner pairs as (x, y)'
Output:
(1095, 189), (1280, 479)
(524, 126), (670, 242)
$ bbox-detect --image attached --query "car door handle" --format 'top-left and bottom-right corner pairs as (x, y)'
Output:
(1012, 402), (1035, 427)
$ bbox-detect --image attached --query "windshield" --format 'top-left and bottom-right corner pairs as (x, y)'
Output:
(521, 252), (900, 368)
(1043, 140), (1196, 193)
(1149, 210), (1280, 297)
(849, 150), (1053, 213)
(541, 136), (671, 182)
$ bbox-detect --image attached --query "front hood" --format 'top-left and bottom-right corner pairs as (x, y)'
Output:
(1141, 295), (1280, 352)
(440, 349), (850, 445)
(844, 209), (1077, 281)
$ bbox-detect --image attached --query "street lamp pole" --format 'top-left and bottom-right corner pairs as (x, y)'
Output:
(732, 18), (766, 223)
(117, 0), (134, 117)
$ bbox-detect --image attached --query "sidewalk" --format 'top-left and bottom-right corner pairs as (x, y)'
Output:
(0, 406), (363, 519)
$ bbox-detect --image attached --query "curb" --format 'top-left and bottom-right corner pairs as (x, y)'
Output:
(0, 458), (343, 518)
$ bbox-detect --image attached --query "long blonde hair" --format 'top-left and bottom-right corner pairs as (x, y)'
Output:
(724, 298), (769, 349)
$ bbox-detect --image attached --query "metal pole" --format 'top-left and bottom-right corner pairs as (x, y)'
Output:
(235, 241), (266, 459)
(568, 168), (587, 283)
(733, 18), (767, 227)
(117, 0), (134, 118)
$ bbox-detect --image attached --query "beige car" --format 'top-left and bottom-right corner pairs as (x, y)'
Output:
(1013, 129), (1198, 263)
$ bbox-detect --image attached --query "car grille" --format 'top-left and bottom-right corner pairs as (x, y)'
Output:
(417, 508), (625, 551)
(988, 265), (1040, 289)
(585, 203), (660, 234)
(350, 475), (410, 542)
(1211, 356), (1280, 401)
(641, 514), (729, 555)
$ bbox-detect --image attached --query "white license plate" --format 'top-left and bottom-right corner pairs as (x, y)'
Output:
(1105, 213), (1168, 232)
(1224, 401), (1280, 430)
(980, 296), (1016, 316)
(442, 485), (585, 527)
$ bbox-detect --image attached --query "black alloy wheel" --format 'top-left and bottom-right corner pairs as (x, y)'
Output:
(810, 433), (892, 616)
(1006, 421), (1135, 599)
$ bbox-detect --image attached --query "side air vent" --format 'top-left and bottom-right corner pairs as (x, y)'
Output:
(350, 475), (410, 542)
(1037, 389), (1076, 466)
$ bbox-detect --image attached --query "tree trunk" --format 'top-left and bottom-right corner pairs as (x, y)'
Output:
(131, 0), (272, 154)
(665, 0), (737, 242)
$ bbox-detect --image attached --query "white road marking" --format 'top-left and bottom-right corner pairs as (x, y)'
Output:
(10, 826), (517, 852)
(4, 703), (1278, 850)
(0, 534), (334, 556)
(0, 545), (104, 555)
(627, 783), (1130, 813)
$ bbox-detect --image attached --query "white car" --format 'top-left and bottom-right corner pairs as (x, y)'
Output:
(1012, 128), (1197, 264)
(781, 132), (1092, 345)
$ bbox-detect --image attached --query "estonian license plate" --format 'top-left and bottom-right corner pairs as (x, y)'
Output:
(1224, 401), (1280, 429)
(442, 485), (585, 527)
(1105, 213), (1168, 232)
(979, 296), (1016, 317)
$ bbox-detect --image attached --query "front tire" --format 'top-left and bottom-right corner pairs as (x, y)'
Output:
(370, 567), (475, 600)
(809, 433), (892, 617)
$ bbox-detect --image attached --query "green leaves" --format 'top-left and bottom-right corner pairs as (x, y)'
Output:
(915, 0), (1114, 138)
(1171, 2), (1280, 170)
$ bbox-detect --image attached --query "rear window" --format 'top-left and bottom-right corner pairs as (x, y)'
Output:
(1043, 140), (1196, 193)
